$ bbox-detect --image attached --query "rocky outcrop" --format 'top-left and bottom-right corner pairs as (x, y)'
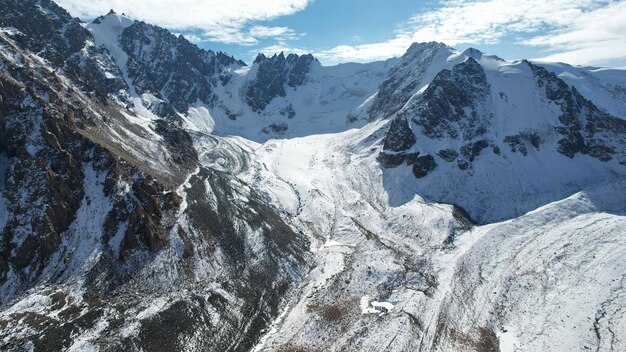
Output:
(504, 132), (541, 156)
(378, 58), (492, 176)
(120, 21), (245, 116)
(0, 0), (127, 102)
(412, 154), (437, 178)
(382, 116), (416, 152)
(368, 42), (446, 119)
(246, 53), (316, 112)
(403, 57), (491, 141)
(528, 61), (626, 161)
(0, 0), (89, 66)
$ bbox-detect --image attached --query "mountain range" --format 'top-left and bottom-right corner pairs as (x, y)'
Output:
(0, 1), (625, 351)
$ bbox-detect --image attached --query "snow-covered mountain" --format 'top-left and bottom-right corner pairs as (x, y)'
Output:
(375, 43), (626, 222)
(1, 1), (625, 351)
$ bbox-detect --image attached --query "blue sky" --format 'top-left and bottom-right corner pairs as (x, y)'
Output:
(57, 0), (626, 68)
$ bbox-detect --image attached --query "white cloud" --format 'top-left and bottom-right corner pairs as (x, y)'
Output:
(523, 1), (626, 65)
(315, 0), (626, 66)
(56, 0), (310, 45)
(315, 38), (412, 64)
(249, 26), (304, 40)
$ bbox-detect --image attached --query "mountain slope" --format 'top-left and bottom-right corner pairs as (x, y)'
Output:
(0, 2), (311, 351)
(87, 11), (395, 142)
(376, 46), (626, 223)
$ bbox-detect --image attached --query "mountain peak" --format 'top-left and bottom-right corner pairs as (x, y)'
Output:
(462, 47), (484, 60)
(406, 41), (448, 53)
(92, 9), (134, 28)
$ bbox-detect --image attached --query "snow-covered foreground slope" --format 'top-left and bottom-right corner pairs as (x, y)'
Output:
(439, 180), (626, 352)
(229, 126), (626, 351)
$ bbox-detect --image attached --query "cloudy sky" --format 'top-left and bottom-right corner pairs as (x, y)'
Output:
(56, 0), (626, 68)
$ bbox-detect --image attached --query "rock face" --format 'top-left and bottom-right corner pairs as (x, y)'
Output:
(376, 45), (626, 222)
(378, 57), (493, 177)
(379, 52), (626, 177)
(0, 0), (127, 101)
(528, 61), (626, 161)
(368, 42), (445, 119)
(246, 52), (316, 112)
(119, 21), (245, 116)
(0, 0), (89, 66)
(382, 116), (416, 152)
(405, 57), (491, 141)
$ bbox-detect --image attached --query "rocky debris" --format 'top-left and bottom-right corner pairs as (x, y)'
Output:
(368, 42), (446, 119)
(153, 119), (198, 167)
(246, 53), (316, 112)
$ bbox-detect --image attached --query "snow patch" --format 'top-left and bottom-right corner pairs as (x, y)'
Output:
(360, 296), (394, 315)
(497, 326), (518, 352)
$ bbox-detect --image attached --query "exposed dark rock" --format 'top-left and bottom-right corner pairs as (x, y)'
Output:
(368, 42), (445, 119)
(437, 149), (459, 162)
(119, 21), (245, 114)
(504, 135), (527, 156)
(452, 204), (475, 230)
(0, 0), (127, 102)
(153, 119), (198, 167)
(460, 139), (490, 162)
(377, 152), (420, 168)
(522, 131), (541, 149)
(405, 58), (491, 140)
(528, 61), (626, 161)
(262, 122), (289, 135)
(412, 155), (437, 178)
(504, 132), (541, 156)
(280, 104), (297, 119)
(457, 160), (470, 170)
(246, 53), (316, 112)
(382, 117), (416, 152)
(0, 0), (90, 66)
(287, 54), (316, 87)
